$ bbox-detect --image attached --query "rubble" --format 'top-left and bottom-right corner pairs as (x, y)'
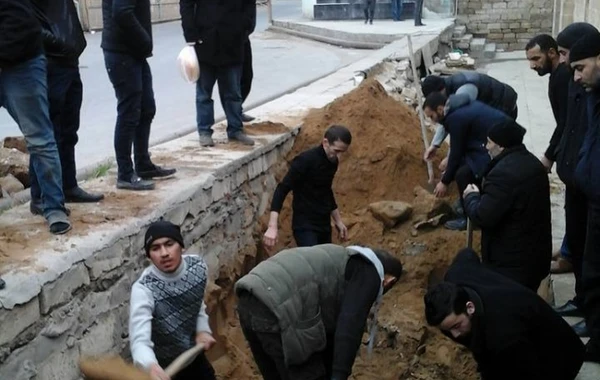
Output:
(369, 201), (413, 228)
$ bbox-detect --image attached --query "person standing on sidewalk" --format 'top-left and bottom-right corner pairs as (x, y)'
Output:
(0, 0), (71, 234)
(569, 31), (600, 364)
(364, 0), (375, 24)
(391, 0), (403, 21)
(29, 0), (104, 214)
(101, 0), (176, 191)
(414, 0), (424, 26)
(263, 125), (351, 248)
(180, 0), (257, 147)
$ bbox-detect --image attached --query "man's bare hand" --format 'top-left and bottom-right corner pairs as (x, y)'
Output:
(195, 331), (216, 350)
(463, 184), (479, 198)
(335, 221), (348, 241)
(424, 145), (438, 161)
(263, 226), (278, 249)
(149, 363), (170, 380)
(434, 182), (448, 198)
(539, 155), (553, 172)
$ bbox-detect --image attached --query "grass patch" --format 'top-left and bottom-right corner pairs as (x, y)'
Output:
(92, 162), (112, 178)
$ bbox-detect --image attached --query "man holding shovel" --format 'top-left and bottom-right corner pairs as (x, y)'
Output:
(129, 221), (216, 380)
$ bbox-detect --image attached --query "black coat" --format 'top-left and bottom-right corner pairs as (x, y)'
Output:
(31, 0), (87, 66)
(575, 91), (600, 203)
(464, 145), (551, 290)
(101, 0), (153, 59)
(545, 63), (571, 161)
(180, 0), (256, 66)
(444, 249), (585, 380)
(444, 72), (518, 116)
(0, 0), (43, 68)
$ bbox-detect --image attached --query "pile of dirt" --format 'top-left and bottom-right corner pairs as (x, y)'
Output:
(212, 78), (478, 380)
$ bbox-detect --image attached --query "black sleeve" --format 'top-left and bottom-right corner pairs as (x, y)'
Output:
(463, 170), (513, 228)
(545, 68), (571, 161)
(180, 0), (199, 43)
(452, 248), (481, 265)
(480, 342), (542, 380)
(331, 256), (381, 380)
(269, 154), (308, 213)
(441, 117), (467, 185)
(113, 0), (152, 53)
(0, 2), (42, 67)
(244, 0), (257, 36)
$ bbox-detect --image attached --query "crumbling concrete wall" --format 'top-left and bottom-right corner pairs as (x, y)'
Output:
(0, 133), (295, 379)
(457, 0), (554, 50)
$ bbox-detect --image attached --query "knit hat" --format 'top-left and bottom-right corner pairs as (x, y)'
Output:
(557, 22), (599, 49)
(488, 121), (526, 148)
(569, 31), (600, 62)
(144, 221), (184, 256)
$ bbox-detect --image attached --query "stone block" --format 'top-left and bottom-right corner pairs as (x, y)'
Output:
(0, 147), (29, 188)
(369, 201), (413, 228)
(470, 38), (486, 51)
(163, 201), (191, 227)
(487, 33), (504, 39)
(503, 33), (516, 39)
(452, 25), (467, 38)
(509, 22), (521, 28)
(0, 174), (24, 195)
(40, 264), (90, 314)
(0, 298), (40, 346)
(2, 136), (27, 154)
(41, 299), (81, 339)
(84, 239), (129, 280)
(80, 313), (118, 356)
(36, 344), (80, 380)
(492, 2), (507, 8)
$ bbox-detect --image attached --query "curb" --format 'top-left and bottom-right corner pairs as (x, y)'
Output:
(267, 25), (386, 50)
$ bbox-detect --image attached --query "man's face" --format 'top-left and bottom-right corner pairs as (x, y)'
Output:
(486, 138), (504, 159)
(322, 139), (349, 163)
(558, 46), (570, 64)
(424, 105), (445, 124)
(526, 45), (554, 76)
(571, 56), (600, 91)
(439, 302), (476, 339)
(148, 237), (183, 273)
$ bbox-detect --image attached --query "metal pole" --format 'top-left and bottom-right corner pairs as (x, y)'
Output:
(267, 0), (273, 25)
(466, 218), (474, 249)
(407, 34), (435, 184)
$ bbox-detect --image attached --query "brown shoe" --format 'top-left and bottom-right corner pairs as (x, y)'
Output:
(550, 257), (573, 274)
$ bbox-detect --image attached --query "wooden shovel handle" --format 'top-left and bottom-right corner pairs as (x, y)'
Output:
(164, 344), (205, 377)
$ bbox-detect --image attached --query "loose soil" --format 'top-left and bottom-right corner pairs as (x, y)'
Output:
(210, 79), (479, 380)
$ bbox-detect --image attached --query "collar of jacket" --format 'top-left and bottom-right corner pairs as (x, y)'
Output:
(464, 286), (486, 355)
(483, 144), (526, 177)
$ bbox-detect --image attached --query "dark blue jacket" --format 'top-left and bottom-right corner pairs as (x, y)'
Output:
(445, 71), (518, 116)
(575, 91), (600, 203)
(441, 101), (512, 185)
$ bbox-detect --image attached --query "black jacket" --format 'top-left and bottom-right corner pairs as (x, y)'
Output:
(0, 0), (43, 68)
(31, 0), (87, 66)
(545, 63), (571, 161)
(180, 0), (256, 66)
(557, 79), (589, 187)
(101, 0), (153, 59)
(444, 72), (518, 116)
(464, 145), (551, 290)
(444, 249), (585, 380)
(575, 91), (600, 203)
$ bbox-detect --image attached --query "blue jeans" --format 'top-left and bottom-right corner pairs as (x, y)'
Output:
(196, 63), (243, 138)
(391, 0), (403, 20)
(0, 55), (66, 218)
(31, 63), (83, 204)
(103, 51), (155, 181)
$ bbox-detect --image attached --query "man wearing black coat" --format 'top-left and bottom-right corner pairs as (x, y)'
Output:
(30, 0), (104, 210)
(463, 121), (552, 291)
(424, 248), (585, 380)
(180, 0), (257, 147)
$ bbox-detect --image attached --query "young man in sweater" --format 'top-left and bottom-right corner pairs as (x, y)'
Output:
(263, 125), (352, 248)
(129, 221), (216, 380)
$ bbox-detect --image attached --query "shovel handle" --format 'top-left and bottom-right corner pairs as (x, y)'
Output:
(466, 218), (474, 249)
(164, 344), (205, 377)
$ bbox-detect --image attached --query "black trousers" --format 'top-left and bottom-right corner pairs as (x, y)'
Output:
(583, 201), (600, 357)
(237, 292), (333, 380)
(364, 0), (375, 21)
(454, 164), (481, 209)
(565, 185), (587, 307)
(241, 39), (253, 104)
(293, 228), (332, 247)
(414, 0), (424, 25)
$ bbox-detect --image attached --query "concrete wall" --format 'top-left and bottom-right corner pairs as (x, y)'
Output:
(79, 0), (181, 31)
(554, 0), (600, 32)
(0, 133), (295, 379)
(457, 0), (555, 50)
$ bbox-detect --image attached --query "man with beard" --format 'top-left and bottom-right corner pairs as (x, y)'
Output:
(463, 121), (551, 291)
(525, 34), (571, 172)
(263, 125), (351, 248)
(424, 248), (585, 380)
(569, 30), (600, 363)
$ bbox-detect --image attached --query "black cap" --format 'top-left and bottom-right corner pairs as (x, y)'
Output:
(569, 31), (600, 62)
(557, 23), (599, 49)
(144, 221), (184, 256)
(421, 75), (446, 97)
(488, 121), (526, 148)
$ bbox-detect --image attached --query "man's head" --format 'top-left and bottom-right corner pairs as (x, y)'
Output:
(569, 31), (600, 91)
(421, 75), (447, 98)
(556, 22), (599, 64)
(372, 248), (403, 293)
(144, 221), (185, 273)
(525, 34), (560, 76)
(486, 120), (526, 158)
(424, 282), (476, 339)
(423, 92), (448, 123)
(322, 125), (351, 163)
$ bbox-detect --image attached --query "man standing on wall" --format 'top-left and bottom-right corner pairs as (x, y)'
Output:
(390, 0), (402, 21)
(414, 0), (424, 27)
(180, 0), (257, 147)
(364, 0), (376, 24)
(30, 0), (104, 213)
(102, 0), (177, 191)
(263, 125), (351, 248)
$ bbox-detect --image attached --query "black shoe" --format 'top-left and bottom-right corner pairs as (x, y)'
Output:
(116, 175), (155, 191)
(64, 186), (104, 203)
(369, 19), (373, 24)
(554, 300), (584, 317)
(444, 217), (467, 231)
(241, 113), (255, 122)
(364, 19), (368, 24)
(137, 165), (177, 180)
(415, 22), (425, 26)
(229, 132), (255, 146)
(30, 201), (71, 216)
(572, 319), (590, 337)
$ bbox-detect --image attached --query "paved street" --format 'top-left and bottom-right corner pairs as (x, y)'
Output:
(0, 1), (368, 170)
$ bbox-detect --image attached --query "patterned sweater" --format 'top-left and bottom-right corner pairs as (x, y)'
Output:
(129, 255), (211, 369)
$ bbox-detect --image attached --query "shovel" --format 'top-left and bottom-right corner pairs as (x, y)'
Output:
(466, 217), (474, 249)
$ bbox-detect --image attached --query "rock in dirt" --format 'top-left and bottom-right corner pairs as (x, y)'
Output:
(402, 240), (427, 256)
(0, 174), (25, 195)
(414, 214), (447, 230)
(369, 201), (413, 228)
(412, 185), (453, 222)
(0, 147), (29, 188)
(2, 136), (27, 154)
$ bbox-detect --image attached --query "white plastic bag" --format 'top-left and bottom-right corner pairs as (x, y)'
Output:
(177, 45), (200, 83)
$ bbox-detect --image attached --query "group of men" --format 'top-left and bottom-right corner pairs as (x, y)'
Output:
(0, 0), (257, 234)
(364, 0), (424, 26)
